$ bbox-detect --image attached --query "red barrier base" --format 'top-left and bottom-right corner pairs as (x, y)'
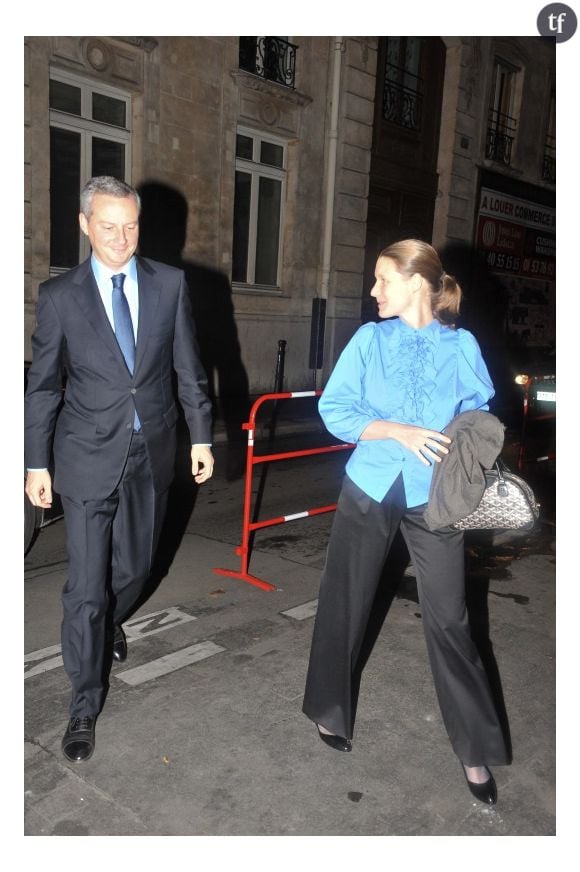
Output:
(213, 567), (277, 592)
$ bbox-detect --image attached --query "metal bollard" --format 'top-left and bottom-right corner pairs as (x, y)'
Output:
(274, 339), (286, 393)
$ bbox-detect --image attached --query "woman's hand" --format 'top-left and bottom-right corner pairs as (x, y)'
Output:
(360, 420), (451, 466)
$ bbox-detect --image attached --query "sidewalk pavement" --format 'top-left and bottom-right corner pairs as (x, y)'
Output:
(24, 442), (556, 838)
(23, 396), (560, 846)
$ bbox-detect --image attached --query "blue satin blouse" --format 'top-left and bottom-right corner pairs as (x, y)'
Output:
(319, 317), (495, 507)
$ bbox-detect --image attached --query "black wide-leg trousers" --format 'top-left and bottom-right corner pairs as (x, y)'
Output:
(302, 474), (508, 766)
(60, 432), (168, 717)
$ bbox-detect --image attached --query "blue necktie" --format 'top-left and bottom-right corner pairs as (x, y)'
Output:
(111, 273), (140, 431)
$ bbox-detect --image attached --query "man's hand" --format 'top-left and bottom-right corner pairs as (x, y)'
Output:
(25, 470), (53, 508)
(191, 445), (214, 484)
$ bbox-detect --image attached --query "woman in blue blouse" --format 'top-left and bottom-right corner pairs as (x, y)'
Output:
(302, 239), (508, 805)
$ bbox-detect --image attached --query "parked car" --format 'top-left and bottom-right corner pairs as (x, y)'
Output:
(489, 344), (555, 427)
(513, 348), (555, 472)
(512, 351), (556, 409)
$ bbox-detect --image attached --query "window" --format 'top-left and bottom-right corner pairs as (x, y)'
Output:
(382, 37), (424, 130)
(486, 59), (519, 165)
(49, 69), (131, 271)
(542, 92), (555, 184)
(232, 129), (286, 288)
(238, 37), (297, 89)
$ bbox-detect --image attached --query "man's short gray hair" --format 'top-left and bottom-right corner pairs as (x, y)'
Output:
(80, 176), (141, 218)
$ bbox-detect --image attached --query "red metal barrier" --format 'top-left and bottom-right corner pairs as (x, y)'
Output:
(517, 374), (556, 471)
(213, 391), (353, 591)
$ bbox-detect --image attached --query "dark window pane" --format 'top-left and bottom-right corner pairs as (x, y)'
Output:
(49, 79), (81, 115)
(50, 127), (81, 268)
(92, 93), (127, 128)
(386, 37), (401, 77)
(232, 171), (251, 282)
(236, 134), (254, 160)
(260, 141), (283, 168)
(91, 137), (125, 179)
(255, 176), (281, 285)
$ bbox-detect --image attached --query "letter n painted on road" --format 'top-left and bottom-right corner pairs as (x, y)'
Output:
(24, 607), (198, 680)
(123, 606), (197, 640)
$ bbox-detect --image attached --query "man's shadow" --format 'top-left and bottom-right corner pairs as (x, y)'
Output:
(134, 181), (250, 596)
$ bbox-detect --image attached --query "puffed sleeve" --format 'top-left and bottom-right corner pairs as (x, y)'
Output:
(318, 322), (378, 443)
(455, 328), (495, 412)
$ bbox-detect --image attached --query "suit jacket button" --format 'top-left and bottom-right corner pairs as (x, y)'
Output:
(130, 388), (137, 394)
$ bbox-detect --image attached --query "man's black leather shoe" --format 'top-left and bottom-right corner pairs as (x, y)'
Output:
(112, 624), (127, 662)
(62, 716), (96, 762)
(462, 765), (497, 805)
(317, 725), (352, 752)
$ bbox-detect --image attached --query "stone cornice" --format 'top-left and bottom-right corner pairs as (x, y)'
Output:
(230, 69), (312, 107)
(113, 36), (159, 53)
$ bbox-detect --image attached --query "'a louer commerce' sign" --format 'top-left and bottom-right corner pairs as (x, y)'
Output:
(476, 187), (556, 278)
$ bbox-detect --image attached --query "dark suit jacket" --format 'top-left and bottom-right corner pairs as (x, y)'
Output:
(24, 255), (212, 500)
(423, 410), (505, 530)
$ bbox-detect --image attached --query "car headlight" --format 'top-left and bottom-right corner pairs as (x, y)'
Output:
(514, 374), (531, 386)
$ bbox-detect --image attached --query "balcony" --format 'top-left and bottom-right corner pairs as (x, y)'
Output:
(239, 37), (298, 89)
(486, 109), (517, 166)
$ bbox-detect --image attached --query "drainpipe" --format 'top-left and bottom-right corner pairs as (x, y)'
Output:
(320, 37), (344, 303)
(311, 37), (344, 382)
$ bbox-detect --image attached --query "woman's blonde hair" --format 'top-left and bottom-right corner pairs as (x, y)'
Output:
(379, 239), (462, 326)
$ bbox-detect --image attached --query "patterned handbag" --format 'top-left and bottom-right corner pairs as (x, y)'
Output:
(452, 460), (539, 531)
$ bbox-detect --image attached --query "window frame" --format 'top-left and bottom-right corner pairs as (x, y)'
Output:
(542, 90), (556, 183)
(486, 56), (522, 167)
(382, 36), (424, 132)
(232, 126), (287, 293)
(48, 67), (132, 272)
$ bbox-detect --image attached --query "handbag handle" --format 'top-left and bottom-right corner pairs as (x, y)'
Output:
(492, 458), (509, 497)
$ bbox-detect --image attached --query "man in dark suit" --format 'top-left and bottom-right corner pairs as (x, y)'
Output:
(25, 176), (214, 762)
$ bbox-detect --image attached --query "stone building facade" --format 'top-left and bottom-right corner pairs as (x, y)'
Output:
(24, 35), (555, 397)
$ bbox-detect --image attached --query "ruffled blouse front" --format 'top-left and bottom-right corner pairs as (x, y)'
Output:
(318, 317), (495, 506)
(384, 320), (439, 423)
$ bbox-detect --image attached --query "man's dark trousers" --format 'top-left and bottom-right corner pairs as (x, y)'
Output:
(61, 431), (167, 717)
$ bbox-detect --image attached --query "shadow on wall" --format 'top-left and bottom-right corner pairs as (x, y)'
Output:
(439, 242), (511, 424)
(138, 181), (250, 481)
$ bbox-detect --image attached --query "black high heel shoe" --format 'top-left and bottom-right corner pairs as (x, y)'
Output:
(462, 764), (497, 805)
(316, 724), (352, 752)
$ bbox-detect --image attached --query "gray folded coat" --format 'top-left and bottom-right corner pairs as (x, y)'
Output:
(423, 410), (505, 531)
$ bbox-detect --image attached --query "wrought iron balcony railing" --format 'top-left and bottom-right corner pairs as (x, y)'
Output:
(486, 108), (517, 165)
(239, 37), (298, 89)
(542, 134), (556, 183)
(382, 62), (423, 130)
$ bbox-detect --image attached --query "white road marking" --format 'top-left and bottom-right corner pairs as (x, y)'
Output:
(115, 641), (226, 686)
(281, 599), (318, 621)
(24, 607), (197, 680)
(24, 644), (64, 679)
